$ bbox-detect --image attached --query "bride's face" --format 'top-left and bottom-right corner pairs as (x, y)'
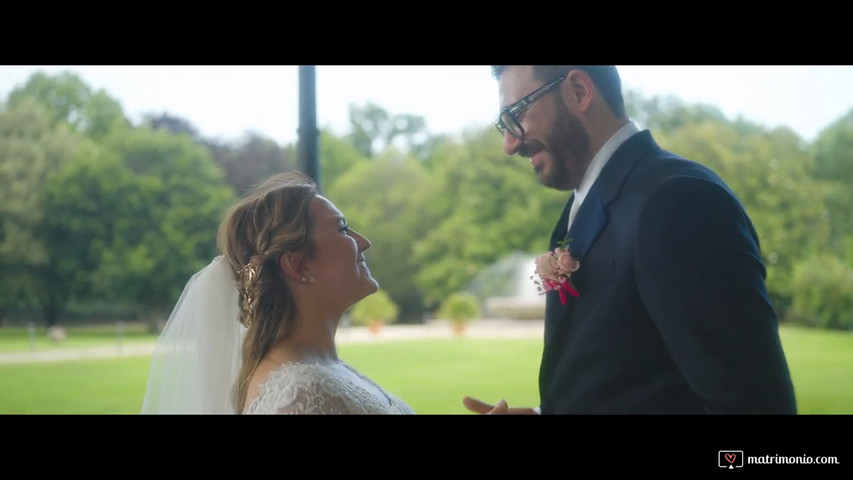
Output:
(302, 196), (379, 306)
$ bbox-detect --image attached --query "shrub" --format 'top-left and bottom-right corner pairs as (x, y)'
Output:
(437, 292), (481, 327)
(349, 290), (399, 328)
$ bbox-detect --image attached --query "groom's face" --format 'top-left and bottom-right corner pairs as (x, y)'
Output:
(498, 66), (592, 191)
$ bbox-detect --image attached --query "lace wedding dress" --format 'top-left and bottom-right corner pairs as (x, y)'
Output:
(244, 361), (414, 414)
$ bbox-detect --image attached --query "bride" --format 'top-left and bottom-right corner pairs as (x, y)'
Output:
(141, 171), (413, 414)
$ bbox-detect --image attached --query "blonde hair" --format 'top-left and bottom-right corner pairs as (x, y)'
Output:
(216, 171), (318, 412)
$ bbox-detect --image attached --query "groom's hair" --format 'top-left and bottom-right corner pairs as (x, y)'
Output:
(490, 65), (626, 119)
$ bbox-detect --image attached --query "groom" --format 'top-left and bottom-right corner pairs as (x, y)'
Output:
(464, 66), (797, 414)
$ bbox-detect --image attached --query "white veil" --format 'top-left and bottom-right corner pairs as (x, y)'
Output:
(141, 255), (246, 414)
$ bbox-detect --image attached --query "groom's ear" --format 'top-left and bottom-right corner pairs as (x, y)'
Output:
(565, 69), (595, 113)
(279, 252), (305, 282)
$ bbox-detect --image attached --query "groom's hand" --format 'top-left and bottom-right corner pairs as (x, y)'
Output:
(463, 396), (538, 415)
(463, 396), (505, 414)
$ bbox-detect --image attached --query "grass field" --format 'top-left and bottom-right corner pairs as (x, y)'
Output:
(0, 323), (849, 414)
(778, 326), (853, 414)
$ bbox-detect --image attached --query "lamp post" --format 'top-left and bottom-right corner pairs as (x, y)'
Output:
(298, 65), (321, 192)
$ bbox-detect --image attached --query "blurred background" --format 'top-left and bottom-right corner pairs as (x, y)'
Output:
(1, 65), (851, 414)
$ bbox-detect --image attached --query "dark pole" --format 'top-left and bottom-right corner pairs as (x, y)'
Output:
(298, 65), (321, 192)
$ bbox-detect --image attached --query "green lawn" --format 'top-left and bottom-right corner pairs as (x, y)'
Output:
(779, 326), (853, 414)
(340, 337), (543, 414)
(0, 324), (849, 414)
(0, 356), (153, 414)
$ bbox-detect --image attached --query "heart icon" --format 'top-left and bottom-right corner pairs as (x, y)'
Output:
(725, 453), (736, 464)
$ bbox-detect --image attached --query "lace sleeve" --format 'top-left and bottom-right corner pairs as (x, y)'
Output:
(246, 363), (392, 414)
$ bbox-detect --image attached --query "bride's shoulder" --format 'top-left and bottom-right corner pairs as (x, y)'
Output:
(244, 362), (351, 414)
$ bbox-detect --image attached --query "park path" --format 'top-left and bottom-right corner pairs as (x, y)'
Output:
(0, 319), (544, 365)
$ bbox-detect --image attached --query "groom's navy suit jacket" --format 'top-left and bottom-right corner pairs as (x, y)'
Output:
(539, 130), (797, 414)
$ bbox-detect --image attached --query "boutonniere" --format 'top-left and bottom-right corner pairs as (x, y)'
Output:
(531, 239), (580, 305)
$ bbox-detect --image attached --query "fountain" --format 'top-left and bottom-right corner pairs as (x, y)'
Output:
(465, 252), (545, 320)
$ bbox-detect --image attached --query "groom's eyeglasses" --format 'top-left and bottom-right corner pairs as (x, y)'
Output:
(495, 73), (568, 139)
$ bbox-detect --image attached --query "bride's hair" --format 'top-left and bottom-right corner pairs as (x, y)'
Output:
(217, 170), (318, 413)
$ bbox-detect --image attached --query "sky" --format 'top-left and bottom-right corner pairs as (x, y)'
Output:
(1, 65), (852, 146)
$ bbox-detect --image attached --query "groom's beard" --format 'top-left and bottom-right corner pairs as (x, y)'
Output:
(539, 101), (592, 191)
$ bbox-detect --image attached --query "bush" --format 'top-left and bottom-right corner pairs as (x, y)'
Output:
(437, 292), (481, 327)
(349, 290), (399, 328)
(788, 255), (853, 330)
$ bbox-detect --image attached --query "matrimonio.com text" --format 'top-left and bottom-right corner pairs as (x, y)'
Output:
(718, 450), (842, 469)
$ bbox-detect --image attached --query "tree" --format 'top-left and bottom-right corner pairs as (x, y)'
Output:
(0, 97), (98, 324)
(789, 255), (853, 330)
(143, 112), (201, 141)
(40, 126), (235, 330)
(206, 132), (297, 196)
(38, 154), (137, 324)
(317, 130), (370, 192)
(811, 109), (853, 262)
(346, 102), (390, 157)
(345, 102), (429, 157)
(625, 92), (728, 133)
(6, 71), (130, 139)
